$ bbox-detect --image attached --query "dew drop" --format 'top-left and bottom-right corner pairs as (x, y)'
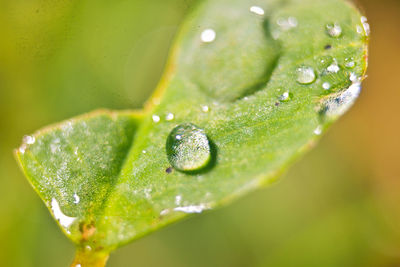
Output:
(345, 58), (356, 69)
(326, 23), (342, 38)
(201, 105), (209, 113)
(361, 16), (370, 36)
(73, 193), (80, 204)
(166, 123), (211, 172)
(279, 91), (290, 101)
(23, 135), (36, 145)
(174, 204), (209, 214)
(152, 115), (160, 123)
(322, 82), (331, 90)
(296, 66), (316, 84)
(201, 29), (216, 43)
(314, 125), (323, 135)
(327, 62), (340, 73)
(321, 80), (361, 119)
(51, 198), (76, 229)
(165, 113), (174, 121)
(249, 6), (264, 16)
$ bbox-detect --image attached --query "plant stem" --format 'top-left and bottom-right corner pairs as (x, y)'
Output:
(70, 248), (109, 267)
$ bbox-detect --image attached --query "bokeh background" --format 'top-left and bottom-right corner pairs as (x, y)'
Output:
(0, 0), (399, 266)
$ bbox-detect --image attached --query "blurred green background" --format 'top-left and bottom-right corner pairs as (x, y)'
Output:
(1, 0), (399, 266)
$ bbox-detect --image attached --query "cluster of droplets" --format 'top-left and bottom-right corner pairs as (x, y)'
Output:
(18, 135), (36, 154)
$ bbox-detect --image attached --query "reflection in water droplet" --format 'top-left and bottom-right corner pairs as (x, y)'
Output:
(296, 67), (316, 84)
(165, 113), (174, 121)
(174, 204), (209, 214)
(152, 115), (160, 123)
(326, 23), (342, 37)
(322, 82), (331, 90)
(201, 29), (216, 43)
(250, 6), (264, 16)
(166, 123), (211, 172)
(51, 198), (76, 229)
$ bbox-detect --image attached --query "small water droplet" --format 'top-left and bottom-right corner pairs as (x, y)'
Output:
(23, 135), (35, 145)
(175, 195), (182, 205)
(326, 23), (342, 38)
(322, 82), (331, 90)
(142, 150), (147, 154)
(249, 6), (264, 16)
(296, 66), (316, 84)
(344, 58), (356, 69)
(165, 113), (174, 121)
(327, 62), (340, 73)
(51, 198), (76, 229)
(201, 105), (209, 112)
(73, 193), (80, 204)
(279, 91), (290, 101)
(201, 29), (216, 43)
(174, 204), (209, 214)
(166, 123), (211, 172)
(277, 17), (298, 31)
(314, 126), (323, 135)
(152, 115), (160, 123)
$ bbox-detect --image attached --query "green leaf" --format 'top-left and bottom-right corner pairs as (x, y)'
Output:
(15, 0), (368, 263)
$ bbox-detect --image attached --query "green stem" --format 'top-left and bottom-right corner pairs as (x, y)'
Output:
(70, 248), (109, 267)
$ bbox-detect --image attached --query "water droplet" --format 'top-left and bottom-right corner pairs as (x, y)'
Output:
(201, 105), (209, 112)
(326, 23), (342, 38)
(51, 198), (76, 228)
(322, 82), (331, 90)
(327, 62), (340, 73)
(142, 150), (147, 154)
(321, 81), (361, 119)
(345, 58), (355, 69)
(165, 113), (174, 121)
(174, 204), (209, 214)
(175, 195), (182, 205)
(201, 29), (216, 43)
(166, 123), (211, 172)
(23, 135), (35, 145)
(279, 91), (290, 101)
(296, 66), (316, 84)
(314, 126), (323, 135)
(152, 115), (160, 123)
(277, 17), (298, 31)
(249, 6), (264, 16)
(361, 16), (370, 36)
(73, 193), (80, 204)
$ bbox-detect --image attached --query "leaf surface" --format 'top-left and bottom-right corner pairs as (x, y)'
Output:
(16, 0), (369, 253)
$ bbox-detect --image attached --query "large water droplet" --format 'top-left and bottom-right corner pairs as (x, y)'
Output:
(166, 123), (211, 172)
(51, 198), (76, 229)
(296, 67), (316, 84)
(321, 80), (361, 119)
(326, 23), (342, 38)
